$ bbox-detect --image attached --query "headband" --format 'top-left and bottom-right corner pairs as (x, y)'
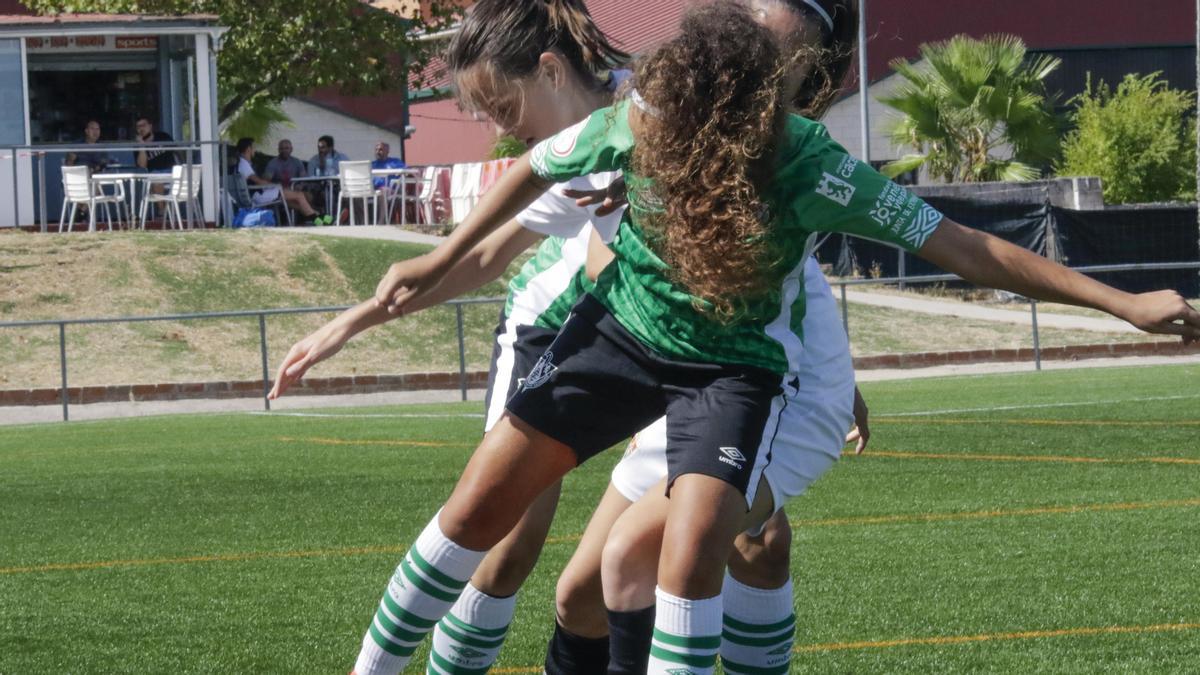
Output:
(786, 0), (835, 33)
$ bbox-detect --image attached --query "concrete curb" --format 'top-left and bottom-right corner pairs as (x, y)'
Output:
(3, 341), (1197, 408)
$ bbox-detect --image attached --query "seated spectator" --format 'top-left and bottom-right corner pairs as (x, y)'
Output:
(134, 116), (178, 172)
(370, 141), (406, 189)
(65, 120), (111, 172)
(307, 134), (349, 177)
(264, 139), (307, 188)
(236, 137), (320, 222)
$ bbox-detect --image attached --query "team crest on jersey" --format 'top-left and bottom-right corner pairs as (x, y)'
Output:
(550, 118), (588, 158)
(816, 172), (856, 206)
(522, 351), (558, 390)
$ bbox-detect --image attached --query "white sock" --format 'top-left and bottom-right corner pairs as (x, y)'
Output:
(646, 586), (722, 675)
(353, 515), (486, 675)
(719, 573), (795, 674)
(427, 583), (517, 673)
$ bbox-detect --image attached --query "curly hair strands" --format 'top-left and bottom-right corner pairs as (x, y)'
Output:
(446, 0), (630, 121)
(632, 1), (796, 320)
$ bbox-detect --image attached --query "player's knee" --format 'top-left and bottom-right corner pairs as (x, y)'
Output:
(555, 569), (606, 636)
(472, 543), (542, 596)
(439, 492), (515, 550)
(730, 513), (792, 588)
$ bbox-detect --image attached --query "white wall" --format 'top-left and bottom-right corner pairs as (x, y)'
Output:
(259, 98), (404, 164)
(0, 150), (34, 228)
(821, 70), (910, 165)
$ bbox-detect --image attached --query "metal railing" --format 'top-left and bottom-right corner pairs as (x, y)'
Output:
(1, 140), (226, 231)
(0, 261), (1196, 423)
(0, 297), (505, 422)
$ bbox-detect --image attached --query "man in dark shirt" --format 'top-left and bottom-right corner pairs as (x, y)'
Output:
(134, 117), (178, 173)
(65, 120), (111, 172)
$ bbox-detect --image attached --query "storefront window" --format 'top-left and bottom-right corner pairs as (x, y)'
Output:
(25, 36), (163, 145)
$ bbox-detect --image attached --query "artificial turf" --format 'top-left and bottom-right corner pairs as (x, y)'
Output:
(1, 363), (1197, 673)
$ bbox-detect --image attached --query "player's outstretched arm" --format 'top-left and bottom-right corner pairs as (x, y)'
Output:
(268, 222), (542, 399)
(375, 155), (552, 314)
(918, 219), (1200, 342)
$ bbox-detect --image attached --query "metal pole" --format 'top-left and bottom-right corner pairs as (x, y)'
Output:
(897, 249), (906, 291)
(840, 282), (850, 337)
(1030, 299), (1042, 372)
(258, 313), (271, 411)
(38, 151), (46, 233)
(455, 304), (468, 402)
(858, 0), (871, 163)
(58, 322), (69, 421)
(10, 150), (18, 228)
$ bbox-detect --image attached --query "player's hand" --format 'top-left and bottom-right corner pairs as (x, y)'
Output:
(845, 386), (870, 455)
(267, 322), (350, 399)
(562, 176), (627, 216)
(1119, 290), (1200, 344)
(374, 254), (444, 315)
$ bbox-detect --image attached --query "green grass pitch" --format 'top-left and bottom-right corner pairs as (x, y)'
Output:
(1, 363), (1198, 673)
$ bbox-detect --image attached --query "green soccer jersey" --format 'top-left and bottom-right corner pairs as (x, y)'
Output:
(529, 98), (945, 374)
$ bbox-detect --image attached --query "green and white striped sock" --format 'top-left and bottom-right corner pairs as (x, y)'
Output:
(646, 587), (722, 675)
(427, 583), (516, 674)
(354, 515), (486, 675)
(719, 573), (795, 675)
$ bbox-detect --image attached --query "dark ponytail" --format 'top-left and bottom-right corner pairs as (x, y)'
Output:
(447, 0), (629, 112)
(788, 0), (859, 118)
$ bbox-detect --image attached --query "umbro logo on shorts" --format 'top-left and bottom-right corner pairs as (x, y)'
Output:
(522, 351), (558, 390)
(666, 669), (695, 675)
(718, 446), (746, 470)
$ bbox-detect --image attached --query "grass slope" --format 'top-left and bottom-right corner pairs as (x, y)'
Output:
(1, 364), (1198, 672)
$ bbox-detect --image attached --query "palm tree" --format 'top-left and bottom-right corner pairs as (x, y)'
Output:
(880, 34), (1062, 183)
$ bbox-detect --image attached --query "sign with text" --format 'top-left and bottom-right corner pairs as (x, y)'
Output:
(25, 36), (158, 53)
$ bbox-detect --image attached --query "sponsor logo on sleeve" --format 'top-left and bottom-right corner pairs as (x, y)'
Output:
(816, 172), (856, 207)
(837, 154), (859, 179)
(867, 182), (945, 248)
(551, 118), (589, 158)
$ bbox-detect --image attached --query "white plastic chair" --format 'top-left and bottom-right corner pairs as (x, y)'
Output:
(140, 165), (202, 230)
(449, 162), (473, 224)
(335, 160), (381, 225)
(247, 183), (294, 226)
(58, 166), (124, 233)
(392, 166), (447, 225)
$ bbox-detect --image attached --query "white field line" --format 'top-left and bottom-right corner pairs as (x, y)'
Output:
(247, 412), (485, 419)
(885, 393), (1200, 417)
(844, 290), (1138, 333)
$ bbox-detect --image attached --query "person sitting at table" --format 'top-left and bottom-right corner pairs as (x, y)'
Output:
(65, 120), (111, 173)
(307, 134), (349, 177)
(264, 139), (307, 188)
(135, 116), (179, 195)
(237, 138), (320, 223)
(369, 141), (406, 188)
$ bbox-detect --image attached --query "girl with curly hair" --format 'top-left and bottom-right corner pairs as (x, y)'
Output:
(287, 2), (1197, 673)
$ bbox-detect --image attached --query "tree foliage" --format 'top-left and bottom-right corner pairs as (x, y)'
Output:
(1058, 72), (1196, 204)
(880, 34), (1062, 183)
(24, 0), (460, 123)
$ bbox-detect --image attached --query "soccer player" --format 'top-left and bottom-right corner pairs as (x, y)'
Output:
(364, 4), (1197, 674)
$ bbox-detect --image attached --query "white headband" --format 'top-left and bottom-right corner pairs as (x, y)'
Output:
(630, 88), (661, 117)
(797, 0), (834, 32)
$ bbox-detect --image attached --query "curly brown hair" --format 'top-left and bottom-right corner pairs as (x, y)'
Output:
(631, 2), (796, 320)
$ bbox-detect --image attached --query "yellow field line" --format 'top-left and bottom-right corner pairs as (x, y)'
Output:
(795, 621), (1200, 653)
(862, 449), (1200, 465)
(489, 621), (1200, 671)
(6, 499), (1197, 576)
(276, 436), (470, 448)
(875, 417), (1200, 428)
(789, 497), (1200, 528)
